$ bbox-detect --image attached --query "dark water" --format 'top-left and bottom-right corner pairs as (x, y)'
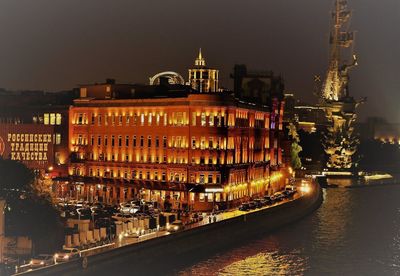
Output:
(178, 185), (400, 275)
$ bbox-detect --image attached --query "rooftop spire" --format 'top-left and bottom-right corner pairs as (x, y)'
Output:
(195, 48), (206, 67)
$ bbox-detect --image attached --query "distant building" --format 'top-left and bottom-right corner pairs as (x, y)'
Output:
(356, 117), (400, 144)
(0, 90), (78, 175)
(188, 49), (219, 93)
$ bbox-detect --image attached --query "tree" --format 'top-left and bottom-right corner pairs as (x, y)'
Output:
(0, 159), (63, 254)
(287, 123), (303, 170)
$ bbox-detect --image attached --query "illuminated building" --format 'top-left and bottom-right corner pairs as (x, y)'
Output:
(68, 64), (286, 211)
(0, 90), (77, 175)
(188, 49), (219, 92)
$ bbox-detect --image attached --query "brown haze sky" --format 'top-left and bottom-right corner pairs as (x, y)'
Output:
(0, 0), (398, 121)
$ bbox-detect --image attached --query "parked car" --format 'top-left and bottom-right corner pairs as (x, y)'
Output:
(274, 192), (285, 202)
(248, 201), (257, 210)
(239, 203), (250, 211)
(264, 196), (274, 205)
(54, 248), (81, 263)
(29, 254), (54, 268)
(167, 220), (185, 232)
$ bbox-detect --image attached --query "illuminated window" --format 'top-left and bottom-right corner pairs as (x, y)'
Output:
(200, 137), (205, 150)
(55, 133), (61, 145)
(192, 137), (196, 149)
(50, 113), (56, 125)
(201, 113), (206, 126)
(199, 174), (205, 184)
(126, 115), (130, 125)
(209, 114), (214, 127)
(164, 114), (167, 126)
(78, 134), (83, 145)
(133, 114), (137, 125)
(192, 112), (197, 126)
(140, 136), (144, 147)
(176, 136), (182, 148)
(44, 113), (49, 125)
(156, 114), (160, 125)
(148, 113), (152, 125)
(140, 114), (145, 126)
(175, 112), (183, 126)
(118, 115), (123, 126)
(56, 113), (62, 125)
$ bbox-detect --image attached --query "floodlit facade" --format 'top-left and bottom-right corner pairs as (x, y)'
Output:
(67, 82), (286, 211)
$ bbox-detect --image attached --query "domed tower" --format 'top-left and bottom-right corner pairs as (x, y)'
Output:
(188, 49), (219, 92)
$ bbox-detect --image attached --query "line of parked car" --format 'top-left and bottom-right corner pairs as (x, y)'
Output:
(238, 186), (297, 211)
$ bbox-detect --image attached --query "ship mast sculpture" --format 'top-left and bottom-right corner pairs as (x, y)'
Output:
(319, 0), (365, 171)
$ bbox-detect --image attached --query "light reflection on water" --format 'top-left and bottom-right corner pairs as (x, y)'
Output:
(178, 185), (400, 275)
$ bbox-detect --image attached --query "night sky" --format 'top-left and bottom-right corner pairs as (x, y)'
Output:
(0, 0), (398, 121)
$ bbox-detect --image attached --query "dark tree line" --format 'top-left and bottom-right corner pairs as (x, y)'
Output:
(0, 159), (63, 254)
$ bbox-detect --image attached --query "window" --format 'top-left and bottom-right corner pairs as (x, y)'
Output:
(104, 114), (107, 126)
(131, 170), (137, 179)
(216, 174), (221, 184)
(148, 136), (151, 147)
(209, 137), (213, 149)
(146, 171), (150, 180)
(133, 114), (137, 125)
(91, 113), (95, 125)
(118, 135), (122, 147)
(163, 136), (167, 148)
(118, 115), (123, 126)
(208, 156), (213, 164)
(154, 171), (158, 181)
(190, 137), (196, 149)
(97, 114), (102, 126)
(133, 136), (137, 147)
(55, 133), (61, 145)
(139, 171), (143, 180)
(56, 113), (62, 125)
(140, 114), (145, 126)
(126, 115), (130, 125)
(208, 174), (213, 184)
(148, 113), (152, 125)
(140, 136), (144, 147)
(201, 113), (206, 126)
(199, 174), (205, 184)
(209, 114), (214, 127)
(104, 135), (108, 146)
(91, 135), (94, 146)
(98, 136), (101, 146)
(162, 172), (166, 182)
(192, 112), (197, 126)
(200, 137), (205, 150)
(155, 136), (159, 148)
(156, 114), (160, 126)
(111, 135), (115, 147)
(125, 136), (129, 147)
(111, 114), (115, 125)
(44, 114), (49, 125)
(50, 113), (56, 125)
(164, 114), (167, 126)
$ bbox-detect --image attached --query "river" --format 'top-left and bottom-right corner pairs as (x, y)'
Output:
(177, 184), (400, 275)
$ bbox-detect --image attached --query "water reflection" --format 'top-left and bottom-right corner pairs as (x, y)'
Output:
(179, 185), (400, 275)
